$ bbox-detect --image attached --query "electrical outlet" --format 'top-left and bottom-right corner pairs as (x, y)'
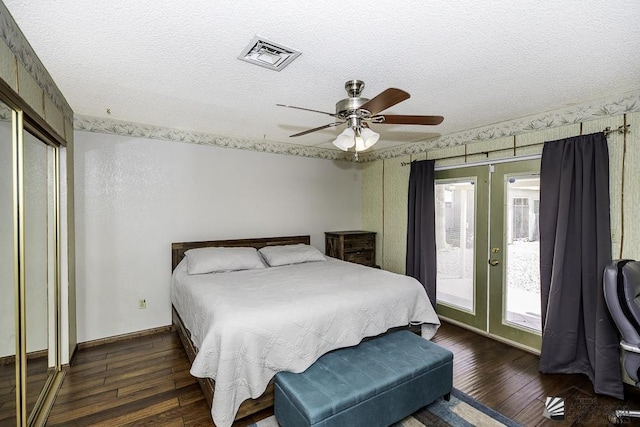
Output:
(138, 299), (147, 309)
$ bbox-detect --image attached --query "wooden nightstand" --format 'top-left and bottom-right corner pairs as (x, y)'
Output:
(325, 231), (376, 267)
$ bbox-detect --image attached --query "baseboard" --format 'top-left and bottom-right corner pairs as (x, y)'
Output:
(77, 325), (174, 350)
(0, 348), (49, 365)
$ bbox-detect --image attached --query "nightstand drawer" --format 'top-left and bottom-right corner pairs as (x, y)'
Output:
(344, 250), (374, 266)
(344, 237), (375, 251)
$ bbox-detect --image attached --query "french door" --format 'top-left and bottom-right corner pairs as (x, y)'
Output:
(434, 160), (542, 351)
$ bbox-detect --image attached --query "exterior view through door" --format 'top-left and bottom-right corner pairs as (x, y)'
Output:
(434, 160), (541, 351)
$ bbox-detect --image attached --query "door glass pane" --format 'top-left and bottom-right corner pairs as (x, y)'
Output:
(435, 179), (475, 312)
(0, 102), (16, 426)
(505, 175), (541, 331)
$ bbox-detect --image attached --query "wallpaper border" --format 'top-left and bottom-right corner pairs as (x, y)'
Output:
(360, 89), (640, 161)
(75, 89), (640, 162)
(0, 2), (73, 120)
(73, 115), (354, 161)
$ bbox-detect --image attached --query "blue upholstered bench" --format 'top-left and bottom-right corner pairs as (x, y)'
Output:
(274, 330), (453, 427)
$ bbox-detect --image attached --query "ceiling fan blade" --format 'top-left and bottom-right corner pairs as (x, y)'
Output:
(289, 122), (344, 137)
(277, 104), (340, 118)
(359, 88), (410, 115)
(378, 115), (444, 125)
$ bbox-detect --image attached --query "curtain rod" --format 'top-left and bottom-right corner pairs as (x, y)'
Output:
(603, 124), (630, 138)
(400, 125), (631, 167)
(400, 154), (542, 170)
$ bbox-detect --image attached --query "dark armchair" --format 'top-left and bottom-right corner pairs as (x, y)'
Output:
(603, 259), (640, 423)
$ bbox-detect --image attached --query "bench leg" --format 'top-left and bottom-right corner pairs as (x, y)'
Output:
(443, 393), (451, 402)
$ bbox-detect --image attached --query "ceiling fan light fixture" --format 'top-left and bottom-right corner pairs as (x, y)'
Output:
(354, 134), (366, 152)
(360, 127), (380, 150)
(332, 126), (380, 152)
(332, 127), (356, 151)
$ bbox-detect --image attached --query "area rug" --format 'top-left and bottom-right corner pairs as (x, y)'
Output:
(248, 388), (522, 427)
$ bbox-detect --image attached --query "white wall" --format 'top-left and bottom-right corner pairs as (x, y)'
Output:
(74, 132), (362, 342)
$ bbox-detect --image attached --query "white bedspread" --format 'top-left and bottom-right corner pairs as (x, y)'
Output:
(170, 258), (440, 427)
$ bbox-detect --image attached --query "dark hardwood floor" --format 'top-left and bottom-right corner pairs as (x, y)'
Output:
(0, 360), (18, 426)
(45, 322), (639, 426)
(431, 324), (639, 426)
(0, 355), (51, 426)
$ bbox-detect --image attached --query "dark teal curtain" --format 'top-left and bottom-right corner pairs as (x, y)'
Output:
(539, 132), (622, 399)
(406, 160), (437, 307)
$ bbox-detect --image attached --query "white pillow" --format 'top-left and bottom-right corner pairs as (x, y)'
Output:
(184, 247), (266, 274)
(259, 244), (326, 267)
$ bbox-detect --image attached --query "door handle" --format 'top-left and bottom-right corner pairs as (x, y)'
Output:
(489, 259), (500, 266)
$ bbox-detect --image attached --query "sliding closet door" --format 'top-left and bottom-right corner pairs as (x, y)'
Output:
(0, 83), (65, 425)
(0, 102), (16, 426)
(0, 107), (60, 426)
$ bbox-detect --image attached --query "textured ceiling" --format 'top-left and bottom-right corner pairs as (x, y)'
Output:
(4, 0), (640, 152)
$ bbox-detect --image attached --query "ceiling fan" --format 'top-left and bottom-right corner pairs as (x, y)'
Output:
(277, 79), (443, 157)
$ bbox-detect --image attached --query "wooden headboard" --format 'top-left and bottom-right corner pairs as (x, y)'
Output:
(171, 235), (311, 271)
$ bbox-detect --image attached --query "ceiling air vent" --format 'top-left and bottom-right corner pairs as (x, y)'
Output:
(237, 36), (301, 71)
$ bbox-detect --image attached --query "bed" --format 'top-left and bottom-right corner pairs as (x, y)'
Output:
(170, 235), (440, 427)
